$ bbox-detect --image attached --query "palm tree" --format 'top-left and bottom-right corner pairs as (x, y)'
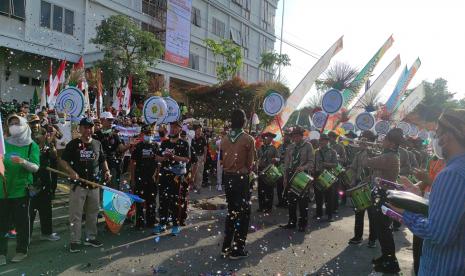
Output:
(320, 62), (358, 91)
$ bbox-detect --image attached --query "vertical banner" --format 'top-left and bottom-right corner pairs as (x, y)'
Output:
(165, 0), (193, 66)
(348, 54), (401, 122)
(385, 58), (421, 113)
(263, 36), (343, 137)
(342, 36), (394, 108)
(392, 83), (425, 121)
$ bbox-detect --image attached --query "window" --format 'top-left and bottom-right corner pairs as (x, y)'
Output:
(212, 17), (225, 38)
(191, 7), (201, 27)
(19, 75), (30, 85)
(230, 28), (242, 45)
(40, 1), (74, 35)
(40, 1), (51, 28)
(141, 22), (166, 45)
(142, 0), (166, 22)
(262, 1), (274, 31)
(0, 0), (25, 20)
(244, 0), (251, 11)
(232, 0), (242, 6)
(52, 5), (63, 32)
(64, 9), (74, 35)
(242, 25), (249, 47)
(189, 53), (200, 71)
(31, 78), (41, 86)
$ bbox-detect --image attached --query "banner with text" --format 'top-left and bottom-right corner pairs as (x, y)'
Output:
(165, 0), (192, 66)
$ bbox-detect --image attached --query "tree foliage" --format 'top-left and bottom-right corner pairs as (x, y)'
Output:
(90, 15), (164, 94)
(204, 39), (243, 83)
(259, 51), (291, 71)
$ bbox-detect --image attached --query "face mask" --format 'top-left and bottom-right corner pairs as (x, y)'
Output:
(144, 135), (153, 143)
(9, 125), (25, 136)
(432, 138), (444, 159)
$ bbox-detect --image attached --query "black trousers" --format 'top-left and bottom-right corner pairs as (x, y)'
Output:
(287, 190), (309, 227)
(413, 235), (423, 275)
(29, 190), (53, 236)
(49, 158), (58, 196)
(0, 197), (30, 255)
(276, 177), (287, 206)
(314, 184), (335, 218)
(354, 206), (376, 241)
(135, 176), (158, 228)
(158, 172), (181, 226)
(222, 174), (251, 253)
(178, 180), (189, 225)
(258, 177), (274, 211)
(373, 207), (396, 256)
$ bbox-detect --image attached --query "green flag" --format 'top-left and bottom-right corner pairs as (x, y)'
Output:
(32, 87), (39, 110)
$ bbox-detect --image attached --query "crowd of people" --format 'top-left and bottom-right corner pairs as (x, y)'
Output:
(0, 102), (464, 275)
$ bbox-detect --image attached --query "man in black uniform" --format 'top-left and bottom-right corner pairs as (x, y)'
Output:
(152, 121), (190, 236)
(130, 124), (164, 230)
(191, 124), (207, 191)
(257, 132), (279, 213)
(276, 129), (292, 208)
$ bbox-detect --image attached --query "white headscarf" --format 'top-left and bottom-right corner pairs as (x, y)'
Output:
(6, 115), (33, 147)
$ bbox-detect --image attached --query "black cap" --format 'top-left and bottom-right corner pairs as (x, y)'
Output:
(79, 117), (94, 127)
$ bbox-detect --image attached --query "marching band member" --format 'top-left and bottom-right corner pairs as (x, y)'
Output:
(257, 132), (279, 213)
(281, 126), (314, 231)
(348, 130), (376, 247)
(328, 131), (347, 212)
(276, 129), (292, 208)
(314, 133), (338, 222)
(220, 110), (256, 260)
(362, 128), (402, 274)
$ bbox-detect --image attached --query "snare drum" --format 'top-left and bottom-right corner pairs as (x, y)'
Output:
(347, 183), (372, 211)
(260, 164), (283, 186)
(339, 169), (354, 189)
(316, 170), (337, 191)
(332, 164), (345, 176)
(289, 172), (313, 196)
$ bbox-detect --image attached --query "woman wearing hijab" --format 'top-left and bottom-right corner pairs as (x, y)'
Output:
(0, 115), (40, 265)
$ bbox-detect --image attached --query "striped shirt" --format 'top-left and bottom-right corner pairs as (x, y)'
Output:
(403, 153), (465, 276)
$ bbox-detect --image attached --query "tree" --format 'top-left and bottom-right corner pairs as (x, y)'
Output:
(204, 39), (243, 83)
(90, 15), (164, 94)
(259, 51), (291, 75)
(318, 62), (359, 92)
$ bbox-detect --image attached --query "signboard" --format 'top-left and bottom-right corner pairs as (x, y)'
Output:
(55, 87), (85, 118)
(355, 112), (375, 131)
(263, 92), (285, 116)
(312, 111), (327, 129)
(396, 121), (411, 135)
(321, 89), (343, 114)
(165, 0), (193, 66)
(375, 120), (390, 135)
(162, 97), (181, 123)
(143, 96), (168, 124)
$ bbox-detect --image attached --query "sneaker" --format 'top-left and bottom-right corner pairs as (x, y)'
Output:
(171, 226), (181, 236)
(327, 217), (335, 222)
(69, 243), (81, 253)
(152, 225), (166, 235)
(11, 253), (27, 263)
(374, 257), (400, 273)
(348, 237), (362, 245)
(229, 250), (249, 260)
(84, 239), (103, 248)
(367, 240), (377, 248)
(372, 255), (386, 265)
(0, 255), (6, 266)
(40, 233), (61, 241)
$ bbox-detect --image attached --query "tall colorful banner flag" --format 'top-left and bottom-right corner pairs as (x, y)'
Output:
(342, 36), (394, 108)
(165, 0), (192, 66)
(122, 76), (132, 114)
(263, 36), (344, 137)
(348, 54), (401, 122)
(40, 81), (47, 110)
(385, 58), (421, 113)
(48, 60), (67, 109)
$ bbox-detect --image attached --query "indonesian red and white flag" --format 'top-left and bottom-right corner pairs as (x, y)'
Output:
(74, 57), (87, 91)
(122, 76), (132, 114)
(48, 60), (67, 108)
(112, 87), (124, 113)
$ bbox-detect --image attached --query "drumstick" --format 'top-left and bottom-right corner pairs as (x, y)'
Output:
(375, 177), (405, 191)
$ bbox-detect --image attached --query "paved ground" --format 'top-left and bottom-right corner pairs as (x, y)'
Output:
(0, 184), (415, 276)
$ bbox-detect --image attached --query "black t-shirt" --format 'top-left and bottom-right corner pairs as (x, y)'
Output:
(131, 141), (160, 179)
(61, 138), (106, 184)
(94, 130), (123, 161)
(191, 136), (207, 156)
(159, 139), (189, 173)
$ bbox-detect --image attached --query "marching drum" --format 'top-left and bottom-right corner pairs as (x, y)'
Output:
(332, 164), (345, 176)
(339, 168), (354, 189)
(347, 183), (372, 211)
(260, 164), (283, 186)
(315, 170), (337, 191)
(289, 172), (313, 196)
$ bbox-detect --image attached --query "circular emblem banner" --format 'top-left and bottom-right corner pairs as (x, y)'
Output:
(312, 111), (328, 129)
(396, 121), (410, 135)
(374, 120), (390, 135)
(408, 123), (419, 137)
(341, 122), (355, 132)
(321, 89), (343, 114)
(55, 87), (85, 118)
(355, 112), (375, 131)
(418, 129), (429, 140)
(308, 130), (320, 140)
(143, 96), (167, 124)
(161, 97), (180, 124)
(263, 92), (285, 116)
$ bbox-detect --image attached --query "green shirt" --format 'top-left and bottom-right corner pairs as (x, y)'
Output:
(0, 141), (40, 199)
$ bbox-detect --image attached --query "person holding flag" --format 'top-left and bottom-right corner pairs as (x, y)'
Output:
(60, 117), (111, 253)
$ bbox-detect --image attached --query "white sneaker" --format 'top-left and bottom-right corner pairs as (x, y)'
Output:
(216, 185), (222, 191)
(11, 253), (27, 263)
(0, 255), (6, 266)
(40, 233), (61, 241)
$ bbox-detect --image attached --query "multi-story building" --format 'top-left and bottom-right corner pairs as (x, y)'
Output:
(0, 0), (278, 103)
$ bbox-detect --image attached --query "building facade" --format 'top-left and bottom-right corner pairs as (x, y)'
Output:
(0, 0), (278, 103)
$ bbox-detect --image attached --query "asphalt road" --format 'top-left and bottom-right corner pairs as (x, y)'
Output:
(0, 186), (414, 276)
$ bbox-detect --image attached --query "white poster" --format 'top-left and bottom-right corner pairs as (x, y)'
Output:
(165, 0), (192, 66)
